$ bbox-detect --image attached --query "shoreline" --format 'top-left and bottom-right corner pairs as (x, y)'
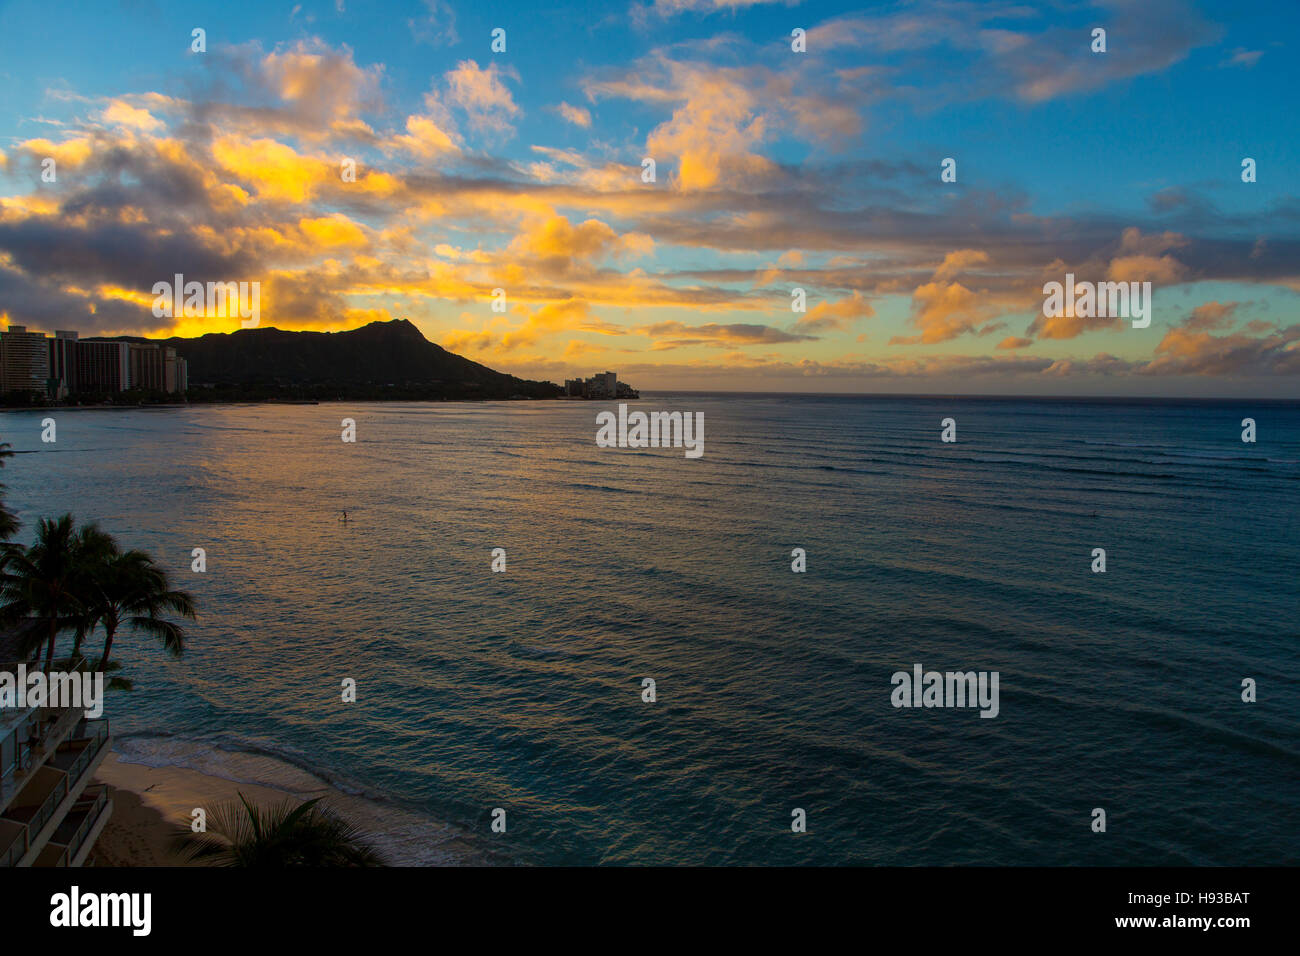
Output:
(92, 746), (494, 867)
(0, 394), (653, 412)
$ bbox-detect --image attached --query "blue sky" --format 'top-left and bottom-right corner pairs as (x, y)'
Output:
(0, 0), (1297, 394)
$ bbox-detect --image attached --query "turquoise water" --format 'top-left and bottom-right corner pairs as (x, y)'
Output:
(2, 396), (1297, 865)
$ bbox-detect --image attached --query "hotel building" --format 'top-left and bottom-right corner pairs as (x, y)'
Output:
(76, 340), (132, 393)
(564, 371), (638, 399)
(0, 326), (187, 397)
(47, 331), (80, 400)
(0, 635), (113, 868)
(127, 342), (187, 395)
(128, 342), (165, 391)
(0, 325), (52, 394)
(565, 370), (621, 398)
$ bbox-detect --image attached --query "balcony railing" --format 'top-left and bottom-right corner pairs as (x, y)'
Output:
(1, 710), (82, 817)
(63, 720), (110, 784)
(0, 717), (111, 867)
(26, 775), (69, 838)
(43, 785), (110, 867)
(0, 826), (26, 868)
(0, 765), (16, 810)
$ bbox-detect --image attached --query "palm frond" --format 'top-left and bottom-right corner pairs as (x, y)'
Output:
(170, 792), (385, 867)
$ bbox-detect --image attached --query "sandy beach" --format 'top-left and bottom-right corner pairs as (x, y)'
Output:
(91, 752), (341, 866)
(91, 748), (491, 866)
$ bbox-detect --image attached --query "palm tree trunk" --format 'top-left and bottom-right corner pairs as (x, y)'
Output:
(100, 624), (116, 672)
(44, 617), (56, 674)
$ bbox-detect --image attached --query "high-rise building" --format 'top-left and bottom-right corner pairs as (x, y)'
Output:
(0, 329), (188, 398)
(581, 370), (617, 397)
(48, 331), (79, 399)
(565, 370), (629, 398)
(0, 326), (52, 395)
(161, 346), (188, 394)
(76, 341), (131, 393)
(128, 342), (164, 391)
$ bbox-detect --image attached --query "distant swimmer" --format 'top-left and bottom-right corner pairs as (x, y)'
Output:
(341, 510), (350, 523)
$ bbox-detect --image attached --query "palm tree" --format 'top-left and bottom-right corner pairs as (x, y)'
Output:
(80, 546), (196, 671)
(0, 441), (19, 543)
(0, 515), (112, 671)
(172, 793), (385, 867)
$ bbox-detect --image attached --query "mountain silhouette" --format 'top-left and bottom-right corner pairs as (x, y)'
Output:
(91, 319), (560, 400)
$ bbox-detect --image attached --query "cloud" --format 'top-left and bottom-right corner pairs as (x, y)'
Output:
(563, 339), (608, 359)
(298, 213), (367, 247)
(890, 251), (1009, 344)
(0, 30), (1295, 393)
(1183, 300), (1239, 331)
(556, 102), (592, 128)
(394, 113), (459, 158)
(202, 39), (384, 143)
(100, 100), (164, 133)
(1220, 48), (1263, 68)
(644, 70), (774, 191)
(445, 299), (623, 356)
(635, 320), (816, 349)
(1145, 324), (1300, 376)
(443, 61), (521, 136)
(409, 0), (459, 47)
(893, 280), (985, 344)
(505, 214), (653, 275)
(584, 56), (865, 190)
(1106, 254), (1186, 284)
(793, 291), (874, 333)
(210, 135), (332, 203)
(646, 0), (800, 16)
(805, 0), (1217, 104)
(933, 249), (990, 281)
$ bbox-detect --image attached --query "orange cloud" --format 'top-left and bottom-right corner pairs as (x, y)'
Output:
(1107, 254), (1186, 284)
(641, 65), (777, 191)
(211, 136), (331, 203)
(794, 292), (875, 333)
(1184, 300), (1239, 331)
(933, 249), (989, 281)
(298, 214), (367, 248)
(996, 336), (1033, 350)
(556, 102), (592, 128)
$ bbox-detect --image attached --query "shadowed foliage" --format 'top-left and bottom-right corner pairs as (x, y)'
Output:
(0, 442), (18, 542)
(0, 515), (112, 670)
(0, 441), (198, 681)
(171, 792), (386, 867)
(78, 544), (196, 671)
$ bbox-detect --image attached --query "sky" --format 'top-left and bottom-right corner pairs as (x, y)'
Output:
(0, 0), (1297, 396)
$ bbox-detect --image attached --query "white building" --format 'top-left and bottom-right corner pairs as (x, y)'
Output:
(0, 643), (113, 868)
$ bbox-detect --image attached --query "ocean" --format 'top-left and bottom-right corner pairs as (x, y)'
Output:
(2, 395), (1297, 865)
